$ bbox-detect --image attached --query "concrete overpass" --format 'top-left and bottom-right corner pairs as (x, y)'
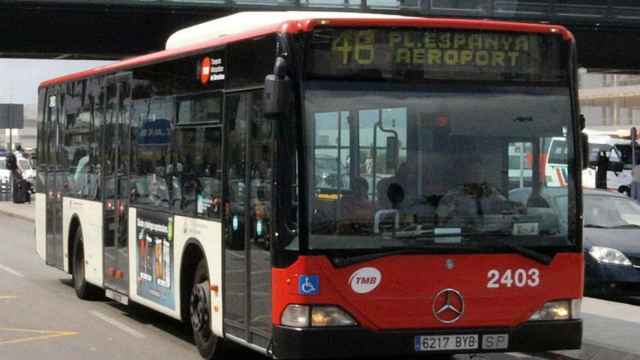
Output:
(3, 0), (640, 70)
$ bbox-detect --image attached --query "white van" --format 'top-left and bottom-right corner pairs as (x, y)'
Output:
(0, 154), (36, 191)
(16, 155), (36, 184)
(546, 132), (634, 192)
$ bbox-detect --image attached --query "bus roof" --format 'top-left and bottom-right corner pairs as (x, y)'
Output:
(165, 11), (406, 50)
(40, 11), (573, 88)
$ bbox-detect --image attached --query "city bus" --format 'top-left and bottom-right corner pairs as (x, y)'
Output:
(35, 11), (584, 359)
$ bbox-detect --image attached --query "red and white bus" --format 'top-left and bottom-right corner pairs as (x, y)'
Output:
(35, 11), (584, 359)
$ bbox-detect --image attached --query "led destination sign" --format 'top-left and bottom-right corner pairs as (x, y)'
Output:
(307, 28), (568, 82)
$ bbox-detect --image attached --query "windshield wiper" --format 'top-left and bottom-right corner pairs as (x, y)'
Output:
(331, 247), (445, 268)
(490, 238), (553, 266)
(399, 229), (555, 266)
(331, 234), (555, 267)
(608, 224), (640, 229)
(584, 224), (608, 229)
(583, 224), (640, 229)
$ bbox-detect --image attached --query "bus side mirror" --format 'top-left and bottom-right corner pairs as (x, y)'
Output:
(581, 132), (589, 170)
(264, 57), (291, 117)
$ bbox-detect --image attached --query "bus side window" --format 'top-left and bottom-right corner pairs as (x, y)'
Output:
(130, 92), (175, 209)
(65, 80), (95, 199)
(174, 126), (222, 218)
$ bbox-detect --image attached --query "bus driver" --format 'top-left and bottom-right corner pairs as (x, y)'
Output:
(436, 161), (515, 228)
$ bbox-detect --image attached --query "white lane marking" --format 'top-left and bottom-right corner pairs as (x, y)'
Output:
(89, 311), (145, 339)
(0, 264), (24, 278)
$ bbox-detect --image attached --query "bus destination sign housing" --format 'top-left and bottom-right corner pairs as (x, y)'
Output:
(306, 27), (568, 83)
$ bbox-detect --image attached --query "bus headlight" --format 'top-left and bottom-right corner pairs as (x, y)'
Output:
(589, 246), (632, 266)
(281, 304), (357, 328)
(529, 300), (574, 321)
(281, 304), (310, 327)
(311, 306), (357, 327)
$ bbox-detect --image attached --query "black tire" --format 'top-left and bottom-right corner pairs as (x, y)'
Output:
(190, 258), (222, 359)
(72, 230), (103, 300)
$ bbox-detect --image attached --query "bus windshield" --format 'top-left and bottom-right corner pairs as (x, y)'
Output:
(304, 82), (575, 252)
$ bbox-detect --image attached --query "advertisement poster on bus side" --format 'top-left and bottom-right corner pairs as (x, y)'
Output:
(136, 210), (175, 310)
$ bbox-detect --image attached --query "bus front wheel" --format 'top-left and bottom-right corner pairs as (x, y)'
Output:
(190, 258), (222, 359)
(72, 230), (103, 300)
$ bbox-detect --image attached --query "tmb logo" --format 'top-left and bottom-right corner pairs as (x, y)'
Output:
(349, 267), (382, 294)
(199, 57), (212, 85)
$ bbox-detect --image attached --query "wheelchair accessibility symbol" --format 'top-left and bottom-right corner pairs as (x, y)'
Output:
(298, 275), (320, 296)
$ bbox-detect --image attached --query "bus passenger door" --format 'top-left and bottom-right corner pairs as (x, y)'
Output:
(247, 91), (273, 345)
(102, 73), (132, 296)
(45, 87), (65, 270)
(223, 91), (272, 348)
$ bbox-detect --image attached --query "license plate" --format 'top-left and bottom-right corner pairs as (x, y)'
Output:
(482, 334), (509, 350)
(415, 335), (479, 352)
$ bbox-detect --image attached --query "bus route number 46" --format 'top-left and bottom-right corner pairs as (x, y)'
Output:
(487, 269), (540, 288)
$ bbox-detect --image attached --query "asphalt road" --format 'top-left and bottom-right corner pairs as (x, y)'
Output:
(0, 214), (245, 360)
(0, 213), (607, 360)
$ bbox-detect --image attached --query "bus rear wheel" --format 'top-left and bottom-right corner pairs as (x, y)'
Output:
(190, 258), (222, 359)
(72, 230), (103, 300)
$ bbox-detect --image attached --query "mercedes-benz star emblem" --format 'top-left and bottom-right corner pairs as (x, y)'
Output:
(432, 288), (464, 323)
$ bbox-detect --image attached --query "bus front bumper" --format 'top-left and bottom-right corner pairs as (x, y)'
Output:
(271, 320), (582, 359)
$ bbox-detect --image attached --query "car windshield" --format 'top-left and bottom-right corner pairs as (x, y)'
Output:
(584, 195), (640, 228)
(305, 82), (575, 251)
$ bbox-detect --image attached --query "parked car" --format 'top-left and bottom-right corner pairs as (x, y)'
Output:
(583, 189), (640, 298)
(510, 187), (640, 298)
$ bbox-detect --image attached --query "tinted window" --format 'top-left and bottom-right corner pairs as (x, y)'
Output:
(64, 80), (98, 199)
(227, 35), (277, 89)
(177, 93), (222, 125)
(174, 126), (222, 217)
(36, 88), (46, 192)
(130, 90), (175, 209)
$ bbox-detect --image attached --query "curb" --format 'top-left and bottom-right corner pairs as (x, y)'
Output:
(0, 207), (35, 223)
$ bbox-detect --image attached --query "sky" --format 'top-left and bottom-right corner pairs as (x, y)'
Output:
(0, 59), (113, 106)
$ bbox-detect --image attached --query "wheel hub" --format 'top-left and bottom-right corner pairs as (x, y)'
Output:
(190, 282), (210, 332)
